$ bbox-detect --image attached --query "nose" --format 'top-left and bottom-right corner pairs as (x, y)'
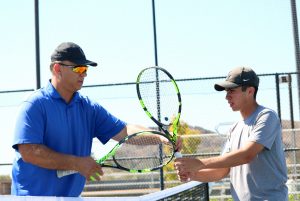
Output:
(80, 71), (87, 77)
(225, 91), (230, 100)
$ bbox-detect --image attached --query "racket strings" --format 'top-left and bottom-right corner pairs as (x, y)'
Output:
(113, 134), (174, 170)
(138, 68), (179, 126)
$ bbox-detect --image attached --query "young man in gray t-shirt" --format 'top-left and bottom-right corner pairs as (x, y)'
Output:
(175, 67), (288, 201)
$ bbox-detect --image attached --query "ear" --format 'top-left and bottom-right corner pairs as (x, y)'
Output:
(53, 63), (61, 75)
(248, 86), (255, 96)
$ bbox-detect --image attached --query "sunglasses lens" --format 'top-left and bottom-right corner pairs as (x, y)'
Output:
(73, 66), (88, 74)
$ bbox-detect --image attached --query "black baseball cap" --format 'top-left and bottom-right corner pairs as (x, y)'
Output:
(214, 67), (259, 91)
(51, 42), (97, 66)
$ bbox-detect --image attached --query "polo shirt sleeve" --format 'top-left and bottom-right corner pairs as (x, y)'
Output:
(12, 100), (45, 150)
(92, 103), (126, 144)
(248, 109), (281, 150)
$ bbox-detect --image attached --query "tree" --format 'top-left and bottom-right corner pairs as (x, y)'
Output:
(164, 119), (202, 185)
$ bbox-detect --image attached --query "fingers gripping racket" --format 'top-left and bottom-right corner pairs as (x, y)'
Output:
(136, 66), (182, 158)
(57, 131), (175, 178)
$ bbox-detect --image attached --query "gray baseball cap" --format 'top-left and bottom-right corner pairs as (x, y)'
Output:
(214, 67), (259, 91)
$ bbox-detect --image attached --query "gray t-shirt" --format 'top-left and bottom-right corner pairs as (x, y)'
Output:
(223, 105), (288, 201)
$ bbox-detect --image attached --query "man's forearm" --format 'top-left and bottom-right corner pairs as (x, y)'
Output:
(18, 144), (78, 170)
(192, 168), (229, 182)
(201, 141), (263, 169)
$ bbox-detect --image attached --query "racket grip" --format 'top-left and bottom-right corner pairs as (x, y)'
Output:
(174, 151), (191, 182)
(174, 151), (182, 158)
(57, 170), (78, 178)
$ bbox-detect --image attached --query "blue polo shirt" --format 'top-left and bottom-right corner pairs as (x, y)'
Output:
(11, 81), (126, 196)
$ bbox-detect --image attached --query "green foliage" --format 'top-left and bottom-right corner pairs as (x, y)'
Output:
(164, 119), (202, 182)
(182, 137), (201, 155)
(170, 119), (202, 135)
(0, 175), (11, 182)
(289, 194), (300, 201)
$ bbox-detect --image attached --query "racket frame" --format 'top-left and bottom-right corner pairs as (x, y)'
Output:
(57, 130), (175, 178)
(136, 66), (182, 144)
(100, 130), (176, 172)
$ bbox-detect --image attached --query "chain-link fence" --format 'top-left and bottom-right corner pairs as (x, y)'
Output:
(0, 72), (300, 198)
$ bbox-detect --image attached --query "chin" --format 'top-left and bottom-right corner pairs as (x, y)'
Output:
(231, 107), (239, 111)
(74, 85), (82, 91)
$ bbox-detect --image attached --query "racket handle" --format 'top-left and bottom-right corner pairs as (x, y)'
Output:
(174, 151), (191, 182)
(174, 151), (182, 158)
(57, 170), (78, 178)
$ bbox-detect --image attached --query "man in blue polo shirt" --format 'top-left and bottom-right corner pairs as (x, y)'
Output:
(11, 42), (137, 196)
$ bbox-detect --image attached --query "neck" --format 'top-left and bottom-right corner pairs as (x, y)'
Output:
(240, 101), (258, 120)
(51, 78), (74, 103)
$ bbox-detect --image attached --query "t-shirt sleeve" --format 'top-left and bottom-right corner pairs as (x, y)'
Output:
(248, 109), (281, 150)
(12, 101), (45, 150)
(92, 103), (126, 144)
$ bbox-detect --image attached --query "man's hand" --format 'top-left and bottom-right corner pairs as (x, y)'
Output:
(76, 156), (104, 181)
(174, 158), (204, 182)
(174, 158), (203, 172)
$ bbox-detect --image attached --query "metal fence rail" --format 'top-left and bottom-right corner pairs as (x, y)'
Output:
(2, 132), (299, 199)
(0, 72), (300, 199)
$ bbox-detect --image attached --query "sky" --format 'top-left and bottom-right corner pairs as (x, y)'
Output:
(0, 0), (299, 174)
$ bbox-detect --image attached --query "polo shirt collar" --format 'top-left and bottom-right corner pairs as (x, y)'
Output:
(46, 80), (80, 103)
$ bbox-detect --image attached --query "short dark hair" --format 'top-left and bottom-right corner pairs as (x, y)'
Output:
(49, 62), (55, 72)
(241, 85), (258, 99)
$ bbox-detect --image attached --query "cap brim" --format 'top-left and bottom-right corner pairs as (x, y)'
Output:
(74, 59), (97, 67)
(214, 81), (239, 91)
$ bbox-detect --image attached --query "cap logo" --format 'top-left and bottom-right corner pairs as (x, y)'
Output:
(243, 79), (250, 81)
(226, 75), (232, 80)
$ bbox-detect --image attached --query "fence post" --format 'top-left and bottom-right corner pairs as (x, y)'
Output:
(275, 74), (282, 122)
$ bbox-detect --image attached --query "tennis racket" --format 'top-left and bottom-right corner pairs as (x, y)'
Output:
(57, 130), (175, 178)
(136, 66), (182, 158)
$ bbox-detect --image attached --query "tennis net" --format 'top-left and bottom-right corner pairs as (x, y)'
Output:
(140, 181), (209, 201)
(0, 181), (209, 201)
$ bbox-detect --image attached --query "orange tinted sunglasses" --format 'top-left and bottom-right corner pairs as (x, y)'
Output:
(59, 63), (88, 74)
